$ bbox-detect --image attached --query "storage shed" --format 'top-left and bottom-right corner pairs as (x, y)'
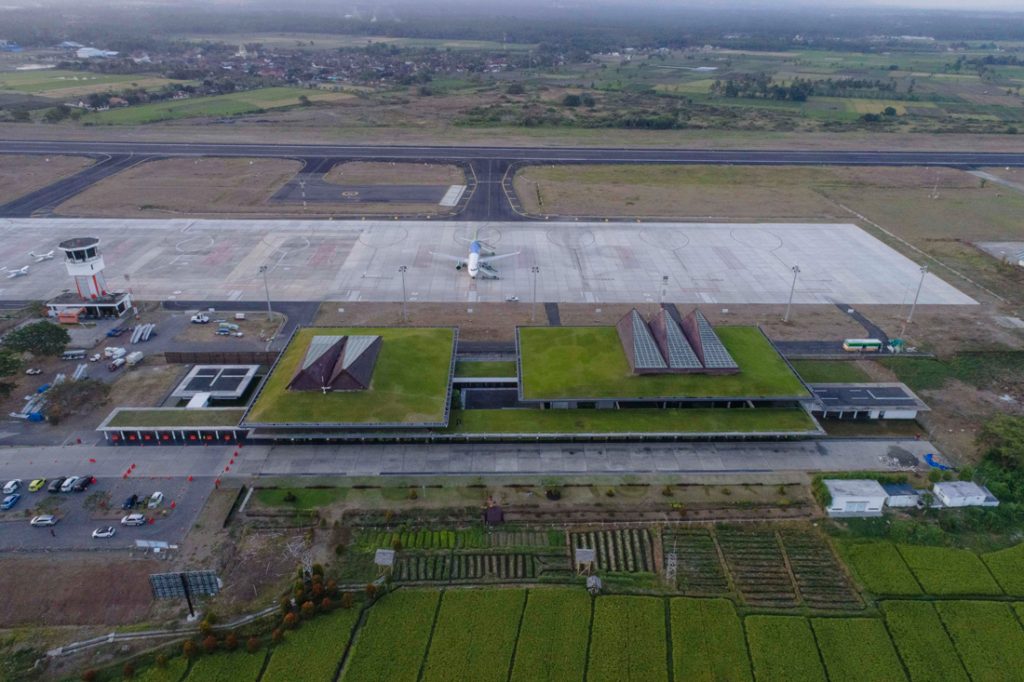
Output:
(823, 479), (888, 517)
(933, 481), (999, 508)
(882, 483), (921, 508)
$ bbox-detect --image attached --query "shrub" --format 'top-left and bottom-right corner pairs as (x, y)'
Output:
(199, 619), (213, 636)
(183, 639), (198, 658)
(321, 597), (333, 611)
(366, 583), (378, 600)
(283, 491), (297, 502)
(661, 485), (674, 497)
(247, 636), (260, 653)
(122, 662), (135, 679)
(301, 600), (315, 618)
(155, 654), (168, 668)
(341, 592), (355, 609)
(81, 671), (97, 682)
(225, 633), (239, 651)
(283, 612), (299, 629)
(271, 628), (283, 643)
(311, 563), (324, 576)
(202, 635), (218, 654)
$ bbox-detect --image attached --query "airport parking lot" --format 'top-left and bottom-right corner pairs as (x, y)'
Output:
(0, 474), (211, 552)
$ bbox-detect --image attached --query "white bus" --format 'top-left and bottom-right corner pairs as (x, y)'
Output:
(842, 338), (883, 352)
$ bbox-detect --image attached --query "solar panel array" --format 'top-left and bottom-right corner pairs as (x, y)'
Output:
(150, 570), (221, 599)
(692, 311), (738, 369)
(662, 315), (703, 369)
(631, 310), (667, 369)
(176, 365), (259, 399)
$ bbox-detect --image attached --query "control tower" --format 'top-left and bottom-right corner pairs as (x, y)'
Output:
(58, 237), (108, 300)
(46, 237), (132, 320)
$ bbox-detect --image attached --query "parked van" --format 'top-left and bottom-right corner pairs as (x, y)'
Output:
(61, 349), (87, 361)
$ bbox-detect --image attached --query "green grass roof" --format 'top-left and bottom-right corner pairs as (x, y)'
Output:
(104, 408), (246, 428)
(518, 326), (808, 401)
(243, 327), (456, 427)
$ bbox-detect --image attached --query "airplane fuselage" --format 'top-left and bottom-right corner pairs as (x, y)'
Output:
(467, 241), (481, 278)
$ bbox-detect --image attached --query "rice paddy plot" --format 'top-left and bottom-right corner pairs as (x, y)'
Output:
(897, 545), (1003, 596)
(422, 589), (525, 682)
(588, 596), (669, 682)
(717, 529), (798, 608)
(836, 541), (922, 596)
(670, 598), (752, 682)
(340, 589), (439, 682)
(935, 601), (1024, 682)
(881, 601), (970, 682)
(569, 528), (655, 573)
(662, 528), (731, 595)
(510, 589), (591, 682)
(745, 615), (826, 682)
(811, 617), (907, 682)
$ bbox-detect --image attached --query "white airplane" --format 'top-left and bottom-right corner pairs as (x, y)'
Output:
(6, 266), (29, 279)
(29, 250), (54, 262)
(430, 234), (519, 280)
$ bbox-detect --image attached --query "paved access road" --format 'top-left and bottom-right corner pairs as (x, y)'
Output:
(4, 140), (1024, 166)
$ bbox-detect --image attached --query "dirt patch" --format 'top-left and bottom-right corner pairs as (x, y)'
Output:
(173, 314), (283, 344)
(105, 364), (185, 408)
(0, 154), (93, 205)
(0, 555), (161, 626)
(324, 161), (464, 185)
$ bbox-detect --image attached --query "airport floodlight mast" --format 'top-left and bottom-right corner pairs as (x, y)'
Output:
(907, 264), (929, 324)
(258, 265), (272, 320)
(661, 275), (669, 304)
(531, 265), (540, 322)
(783, 265), (801, 323)
(399, 265), (408, 322)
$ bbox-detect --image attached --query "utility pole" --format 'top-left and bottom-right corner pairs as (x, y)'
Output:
(258, 265), (272, 320)
(531, 265), (540, 323)
(783, 265), (800, 323)
(398, 265), (408, 322)
(906, 264), (928, 324)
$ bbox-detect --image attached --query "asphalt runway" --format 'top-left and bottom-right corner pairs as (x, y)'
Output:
(0, 218), (974, 306)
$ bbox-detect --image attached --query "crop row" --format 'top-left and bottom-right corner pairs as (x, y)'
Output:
(588, 596), (668, 682)
(359, 528), (485, 551)
(934, 601), (1024, 681)
(489, 530), (564, 547)
(663, 529), (730, 595)
(261, 607), (361, 682)
(340, 590), (439, 682)
(509, 589), (591, 682)
(779, 530), (861, 610)
(717, 530), (798, 608)
(570, 528), (654, 573)
(450, 552), (537, 580)
(812, 617), (907, 682)
(881, 601), (970, 682)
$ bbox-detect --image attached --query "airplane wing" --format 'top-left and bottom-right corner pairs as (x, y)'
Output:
(478, 251), (520, 265)
(429, 252), (465, 265)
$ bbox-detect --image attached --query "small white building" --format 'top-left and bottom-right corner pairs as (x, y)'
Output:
(823, 479), (888, 517)
(882, 483), (921, 508)
(933, 481), (999, 508)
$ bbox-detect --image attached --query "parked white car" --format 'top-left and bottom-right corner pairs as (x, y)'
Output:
(2, 479), (20, 494)
(60, 476), (80, 492)
(30, 515), (58, 527)
(121, 513), (146, 526)
(147, 491), (164, 509)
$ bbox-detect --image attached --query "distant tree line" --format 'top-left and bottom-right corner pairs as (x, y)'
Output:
(710, 74), (902, 102)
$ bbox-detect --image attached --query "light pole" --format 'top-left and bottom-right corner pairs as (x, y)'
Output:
(398, 265), (408, 322)
(660, 275), (668, 304)
(783, 265), (800, 323)
(906, 264), (928, 324)
(258, 265), (273, 320)
(531, 265), (540, 323)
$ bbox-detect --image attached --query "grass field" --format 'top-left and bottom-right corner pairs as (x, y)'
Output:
(881, 601), (970, 682)
(0, 69), (183, 97)
(0, 154), (93, 205)
(261, 607), (361, 682)
(254, 487), (349, 510)
(588, 596), (668, 682)
(325, 161), (465, 186)
(897, 545), (1003, 596)
(453, 360), (517, 378)
(421, 589), (525, 682)
(670, 598), (752, 682)
(812, 617), (907, 682)
(244, 327), (455, 426)
(106, 408), (246, 428)
(837, 541), (923, 595)
(446, 407), (818, 434)
(341, 590), (439, 682)
(186, 649), (267, 681)
(982, 543), (1024, 595)
(135, 657), (189, 682)
(935, 601), (1024, 682)
(518, 326), (808, 400)
(86, 87), (352, 124)
(789, 360), (872, 384)
(744, 615), (825, 682)
(509, 589), (590, 682)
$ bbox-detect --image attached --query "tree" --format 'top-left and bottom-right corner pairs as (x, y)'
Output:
(182, 640), (198, 659)
(301, 600), (315, 618)
(979, 415), (1024, 470)
(298, 95), (311, 106)
(883, 106), (898, 116)
(271, 628), (283, 643)
(321, 596), (333, 611)
(562, 94), (582, 107)
(0, 350), (20, 399)
(81, 671), (98, 682)
(341, 591), (354, 609)
(506, 83), (525, 95)
(4, 321), (70, 356)
(283, 612), (299, 629)
(44, 379), (110, 425)
(122, 662), (135, 679)
(225, 633), (239, 651)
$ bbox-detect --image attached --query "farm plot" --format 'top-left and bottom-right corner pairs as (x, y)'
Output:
(811, 618), (906, 682)
(510, 589), (591, 682)
(881, 601), (969, 682)
(490, 530), (564, 548)
(446, 552), (540, 580)
(982, 543), (1024, 595)
(186, 649), (267, 682)
(717, 530), (798, 608)
(422, 589), (525, 682)
(836, 541), (922, 595)
(897, 545), (1003, 596)
(396, 554), (452, 581)
(670, 598), (752, 682)
(261, 607), (361, 682)
(358, 528), (486, 551)
(340, 589), (439, 682)
(935, 601), (1024, 682)
(744, 615), (826, 682)
(779, 530), (861, 610)
(570, 529), (655, 573)
(662, 529), (731, 595)
(588, 596), (668, 682)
